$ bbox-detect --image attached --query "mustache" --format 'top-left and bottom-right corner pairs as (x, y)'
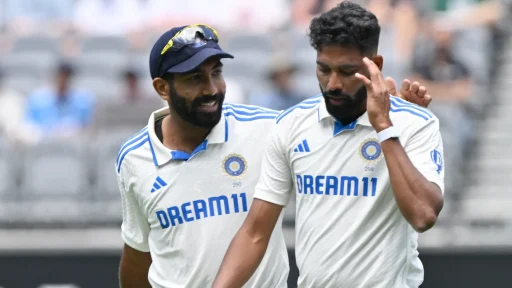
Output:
(191, 93), (225, 106)
(322, 89), (352, 99)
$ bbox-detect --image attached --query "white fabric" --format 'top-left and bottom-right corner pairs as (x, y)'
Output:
(377, 125), (401, 143)
(254, 95), (445, 288)
(117, 105), (289, 288)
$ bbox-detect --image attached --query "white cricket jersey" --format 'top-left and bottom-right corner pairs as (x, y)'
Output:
(254, 95), (445, 288)
(116, 104), (289, 288)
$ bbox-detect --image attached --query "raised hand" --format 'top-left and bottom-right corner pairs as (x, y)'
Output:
(385, 77), (432, 108)
(355, 57), (393, 132)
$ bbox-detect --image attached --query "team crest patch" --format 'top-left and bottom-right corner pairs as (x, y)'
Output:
(430, 149), (443, 174)
(359, 138), (383, 162)
(223, 154), (247, 178)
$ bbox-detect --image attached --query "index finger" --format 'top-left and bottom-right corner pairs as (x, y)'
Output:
(362, 57), (383, 83)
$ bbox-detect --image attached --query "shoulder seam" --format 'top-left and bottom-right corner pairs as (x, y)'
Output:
(116, 127), (148, 165)
(276, 95), (322, 124)
(389, 96), (434, 121)
(116, 132), (149, 173)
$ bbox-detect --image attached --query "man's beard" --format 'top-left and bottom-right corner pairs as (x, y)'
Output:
(321, 85), (367, 124)
(169, 84), (225, 129)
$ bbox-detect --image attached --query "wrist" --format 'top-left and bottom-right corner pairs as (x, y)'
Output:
(373, 118), (393, 133)
(377, 126), (400, 143)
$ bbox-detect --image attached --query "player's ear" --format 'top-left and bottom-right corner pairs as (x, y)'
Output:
(371, 55), (384, 71)
(153, 78), (170, 101)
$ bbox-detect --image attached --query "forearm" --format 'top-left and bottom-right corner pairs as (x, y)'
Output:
(213, 226), (270, 288)
(119, 248), (152, 288)
(381, 138), (443, 232)
(119, 263), (152, 288)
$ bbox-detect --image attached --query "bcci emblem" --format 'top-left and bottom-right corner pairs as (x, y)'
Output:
(222, 154), (247, 178)
(359, 138), (383, 163)
(430, 149), (443, 174)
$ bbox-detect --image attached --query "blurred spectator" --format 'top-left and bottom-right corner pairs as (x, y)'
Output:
(292, 0), (365, 29)
(411, 29), (473, 198)
(417, 0), (503, 102)
(122, 69), (145, 104)
(367, 0), (419, 82)
(0, 70), (33, 145)
(248, 61), (307, 110)
(24, 62), (95, 141)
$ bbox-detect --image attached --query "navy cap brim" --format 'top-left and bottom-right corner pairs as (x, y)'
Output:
(166, 48), (234, 73)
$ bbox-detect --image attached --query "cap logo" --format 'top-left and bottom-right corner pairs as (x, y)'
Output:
(161, 39), (174, 55)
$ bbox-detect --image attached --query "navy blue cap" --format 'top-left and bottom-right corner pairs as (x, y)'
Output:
(149, 26), (234, 79)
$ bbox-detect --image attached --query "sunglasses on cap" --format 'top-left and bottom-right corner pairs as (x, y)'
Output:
(157, 24), (220, 75)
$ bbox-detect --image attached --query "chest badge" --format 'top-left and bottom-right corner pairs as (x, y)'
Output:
(359, 138), (383, 163)
(223, 154), (247, 178)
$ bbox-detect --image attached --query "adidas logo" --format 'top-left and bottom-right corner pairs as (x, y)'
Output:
(151, 176), (168, 193)
(294, 139), (311, 153)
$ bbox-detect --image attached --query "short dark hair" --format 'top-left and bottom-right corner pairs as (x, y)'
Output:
(123, 69), (138, 79)
(57, 61), (74, 75)
(308, 1), (381, 54)
(161, 73), (174, 83)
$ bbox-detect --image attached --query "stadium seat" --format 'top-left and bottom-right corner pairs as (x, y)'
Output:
(459, 198), (512, 223)
(74, 52), (128, 77)
(72, 75), (123, 103)
(0, 52), (57, 78)
(12, 36), (60, 54)
(3, 75), (46, 95)
(81, 36), (131, 54)
(0, 140), (23, 227)
(223, 33), (274, 53)
(92, 101), (164, 130)
(0, 139), (18, 199)
(17, 140), (91, 227)
(88, 130), (137, 225)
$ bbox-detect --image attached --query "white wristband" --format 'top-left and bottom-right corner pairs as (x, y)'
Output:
(377, 126), (400, 143)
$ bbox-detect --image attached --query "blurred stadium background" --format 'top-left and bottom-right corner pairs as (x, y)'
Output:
(0, 0), (511, 287)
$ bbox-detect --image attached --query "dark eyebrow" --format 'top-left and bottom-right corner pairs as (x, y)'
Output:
(316, 60), (359, 70)
(185, 61), (223, 75)
(316, 61), (328, 67)
(184, 67), (201, 75)
(213, 61), (224, 69)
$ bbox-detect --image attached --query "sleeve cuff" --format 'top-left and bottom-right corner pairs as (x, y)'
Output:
(253, 188), (289, 206)
(121, 231), (150, 252)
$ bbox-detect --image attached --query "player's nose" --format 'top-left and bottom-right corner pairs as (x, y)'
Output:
(202, 78), (218, 96)
(326, 73), (343, 91)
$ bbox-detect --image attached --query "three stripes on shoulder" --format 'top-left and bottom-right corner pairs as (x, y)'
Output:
(116, 127), (149, 173)
(389, 96), (433, 121)
(222, 103), (279, 121)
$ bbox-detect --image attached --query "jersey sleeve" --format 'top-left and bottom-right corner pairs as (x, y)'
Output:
(118, 172), (151, 252)
(253, 122), (294, 206)
(404, 118), (445, 194)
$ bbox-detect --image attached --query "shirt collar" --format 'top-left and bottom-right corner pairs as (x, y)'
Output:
(147, 107), (229, 166)
(317, 98), (372, 136)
